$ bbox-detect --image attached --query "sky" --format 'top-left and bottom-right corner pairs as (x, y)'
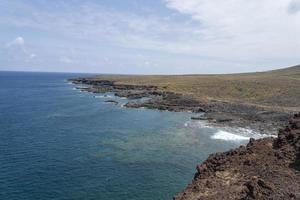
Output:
(0, 0), (300, 74)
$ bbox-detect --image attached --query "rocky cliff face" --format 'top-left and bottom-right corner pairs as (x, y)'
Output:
(174, 114), (300, 200)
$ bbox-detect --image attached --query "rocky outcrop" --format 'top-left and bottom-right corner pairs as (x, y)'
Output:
(174, 113), (300, 200)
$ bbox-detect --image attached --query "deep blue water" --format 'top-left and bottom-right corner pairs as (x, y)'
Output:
(0, 71), (249, 200)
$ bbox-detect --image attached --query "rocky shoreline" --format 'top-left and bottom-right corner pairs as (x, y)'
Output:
(69, 77), (292, 134)
(174, 113), (300, 200)
(69, 77), (300, 199)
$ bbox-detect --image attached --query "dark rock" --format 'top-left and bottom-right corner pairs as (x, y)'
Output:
(216, 117), (233, 123)
(174, 114), (300, 200)
(191, 116), (210, 120)
(104, 100), (118, 104)
(70, 77), (293, 134)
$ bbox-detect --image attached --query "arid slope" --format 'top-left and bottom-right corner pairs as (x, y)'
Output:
(89, 65), (300, 111)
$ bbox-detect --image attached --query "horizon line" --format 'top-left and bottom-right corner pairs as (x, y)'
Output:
(0, 64), (299, 76)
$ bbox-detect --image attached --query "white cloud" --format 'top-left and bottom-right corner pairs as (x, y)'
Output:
(29, 53), (36, 59)
(0, 1), (299, 73)
(144, 61), (150, 65)
(0, 2), (195, 54)
(164, 0), (300, 60)
(60, 56), (72, 64)
(13, 36), (25, 45)
(4, 36), (37, 62)
(7, 0), (295, 65)
(6, 36), (25, 47)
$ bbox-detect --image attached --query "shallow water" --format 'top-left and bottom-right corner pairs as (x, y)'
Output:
(0, 71), (256, 200)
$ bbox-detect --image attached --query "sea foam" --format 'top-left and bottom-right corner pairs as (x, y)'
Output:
(94, 95), (114, 98)
(185, 120), (276, 142)
(211, 130), (250, 141)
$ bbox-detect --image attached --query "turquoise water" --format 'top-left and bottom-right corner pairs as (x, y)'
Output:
(0, 71), (249, 200)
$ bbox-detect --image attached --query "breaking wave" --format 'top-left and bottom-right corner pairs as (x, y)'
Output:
(211, 130), (250, 141)
(184, 120), (276, 142)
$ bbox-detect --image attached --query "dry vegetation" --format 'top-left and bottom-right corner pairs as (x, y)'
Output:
(89, 65), (300, 111)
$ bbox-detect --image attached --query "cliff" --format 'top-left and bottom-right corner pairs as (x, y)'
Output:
(174, 114), (300, 200)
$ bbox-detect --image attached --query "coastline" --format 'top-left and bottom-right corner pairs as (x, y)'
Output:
(68, 75), (300, 199)
(174, 113), (300, 199)
(68, 77), (293, 135)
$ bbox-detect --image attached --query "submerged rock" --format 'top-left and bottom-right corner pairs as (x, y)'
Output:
(104, 100), (118, 104)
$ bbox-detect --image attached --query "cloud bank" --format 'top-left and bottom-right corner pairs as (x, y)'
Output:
(0, 0), (299, 74)
(165, 0), (300, 60)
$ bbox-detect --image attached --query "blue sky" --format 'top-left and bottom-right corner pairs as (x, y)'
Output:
(0, 0), (300, 74)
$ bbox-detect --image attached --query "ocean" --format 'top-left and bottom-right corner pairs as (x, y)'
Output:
(0, 71), (255, 200)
